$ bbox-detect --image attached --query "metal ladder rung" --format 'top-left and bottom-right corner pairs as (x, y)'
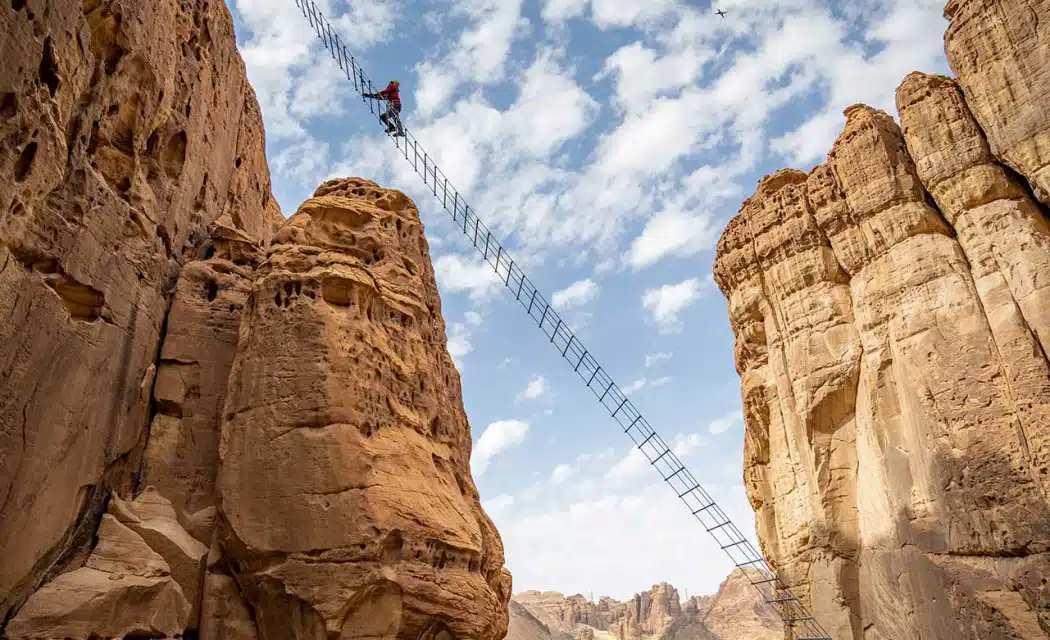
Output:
(662, 466), (686, 481)
(706, 520), (732, 533)
(720, 540), (747, 551)
(767, 595), (798, 604)
(650, 448), (671, 464)
(681, 486), (703, 499)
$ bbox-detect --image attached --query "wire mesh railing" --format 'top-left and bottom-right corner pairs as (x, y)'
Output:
(290, 1), (833, 638)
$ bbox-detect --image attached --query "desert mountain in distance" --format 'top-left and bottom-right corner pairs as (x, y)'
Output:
(509, 569), (780, 640)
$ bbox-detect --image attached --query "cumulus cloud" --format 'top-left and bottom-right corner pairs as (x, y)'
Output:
(433, 254), (503, 301)
(518, 375), (549, 401)
(472, 420), (530, 476)
(550, 464), (576, 485)
(447, 322), (474, 368)
(552, 279), (600, 310)
(627, 209), (719, 270)
(642, 278), (704, 333)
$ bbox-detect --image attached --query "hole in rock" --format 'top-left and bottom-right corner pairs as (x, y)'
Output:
(162, 131), (186, 178)
(39, 38), (60, 96)
(15, 141), (38, 182)
(204, 280), (218, 302)
(0, 92), (16, 119)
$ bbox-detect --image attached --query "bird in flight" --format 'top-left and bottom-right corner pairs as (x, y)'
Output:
(716, 9), (727, 18)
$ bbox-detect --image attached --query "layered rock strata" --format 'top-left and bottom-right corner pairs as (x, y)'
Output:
(0, 0), (280, 623)
(216, 179), (511, 640)
(715, 3), (1050, 636)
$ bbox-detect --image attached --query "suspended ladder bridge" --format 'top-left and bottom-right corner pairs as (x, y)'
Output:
(290, 2), (833, 638)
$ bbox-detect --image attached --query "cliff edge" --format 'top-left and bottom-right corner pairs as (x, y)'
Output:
(713, 1), (1050, 638)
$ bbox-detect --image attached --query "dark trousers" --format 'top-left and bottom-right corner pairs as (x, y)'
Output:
(381, 104), (402, 133)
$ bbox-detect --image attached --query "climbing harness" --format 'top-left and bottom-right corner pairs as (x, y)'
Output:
(290, 2), (833, 638)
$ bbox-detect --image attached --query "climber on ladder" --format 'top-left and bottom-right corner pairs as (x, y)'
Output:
(365, 80), (404, 137)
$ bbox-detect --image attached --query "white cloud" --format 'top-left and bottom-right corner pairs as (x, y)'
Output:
(645, 352), (673, 368)
(518, 375), (549, 401)
(482, 494), (516, 516)
(708, 411), (744, 435)
(551, 278), (600, 311)
(541, 0), (588, 23)
(671, 432), (707, 457)
(472, 420), (530, 476)
(433, 254), (502, 301)
(464, 311), (484, 326)
(505, 50), (599, 157)
(605, 447), (649, 483)
(550, 464), (576, 485)
(642, 278), (703, 333)
(622, 378), (648, 395)
(619, 376), (673, 397)
(599, 42), (708, 111)
(447, 322), (474, 369)
(627, 209), (718, 270)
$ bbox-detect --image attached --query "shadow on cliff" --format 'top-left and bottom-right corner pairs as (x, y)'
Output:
(853, 446), (1050, 640)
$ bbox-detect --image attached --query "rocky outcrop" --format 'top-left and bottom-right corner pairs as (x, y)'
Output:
(610, 583), (682, 640)
(0, 0), (281, 623)
(216, 179), (511, 640)
(514, 591), (621, 634)
(0, 0), (510, 637)
(943, 0), (1050, 205)
(714, 2), (1050, 637)
(511, 573), (779, 640)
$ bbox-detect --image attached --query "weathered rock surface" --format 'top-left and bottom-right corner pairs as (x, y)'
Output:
(610, 583), (682, 640)
(944, 0), (1050, 205)
(7, 510), (191, 638)
(510, 573), (778, 640)
(715, 5), (1050, 636)
(216, 178), (511, 640)
(0, 0), (281, 622)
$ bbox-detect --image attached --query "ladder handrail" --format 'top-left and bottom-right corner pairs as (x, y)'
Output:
(289, 2), (833, 638)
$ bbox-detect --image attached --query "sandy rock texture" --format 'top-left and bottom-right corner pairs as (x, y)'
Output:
(944, 0), (1050, 205)
(216, 178), (511, 640)
(0, 0), (280, 623)
(714, 4), (1050, 636)
(511, 573), (779, 640)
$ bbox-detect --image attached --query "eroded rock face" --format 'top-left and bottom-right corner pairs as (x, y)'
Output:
(944, 0), (1050, 205)
(7, 493), (200, 638)
(0, 0), (280, 621)
(716, 35), (1050, 639)
(216, 178), (511, 640)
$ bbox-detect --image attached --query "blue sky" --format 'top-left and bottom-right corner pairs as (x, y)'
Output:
(229, 0), (949, 600)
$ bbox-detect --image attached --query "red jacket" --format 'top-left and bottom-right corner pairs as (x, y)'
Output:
(378, 82), (401, 108)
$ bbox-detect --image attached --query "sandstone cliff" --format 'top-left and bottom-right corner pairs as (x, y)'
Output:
(0, 0), (510, 635)
(511, 572), (779, 640)
(714, 1), (1050, 638)
(215, 179), (511, 639)
(0, 0), (280, 624)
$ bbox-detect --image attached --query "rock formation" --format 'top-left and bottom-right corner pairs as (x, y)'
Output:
(511, 573), (779, 640)
(0, 0), (280, 623)
(714, 2), (1050, 638)
(215, 179), (511, 639)
(0, 0), (510, 636)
